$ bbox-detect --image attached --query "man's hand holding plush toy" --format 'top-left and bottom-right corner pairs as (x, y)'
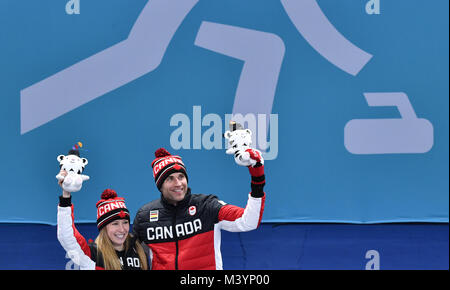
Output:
(224, 122), (265, 197)
(224, 121), (264, 167)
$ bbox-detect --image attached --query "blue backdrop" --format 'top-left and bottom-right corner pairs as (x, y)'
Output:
(0, 0), (448, 224)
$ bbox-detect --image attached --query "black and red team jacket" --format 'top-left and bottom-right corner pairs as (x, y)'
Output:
(132, 187), (265, 270)
(57, 196), (144, 270)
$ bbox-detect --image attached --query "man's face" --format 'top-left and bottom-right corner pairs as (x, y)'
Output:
(160, 172), (188, 205)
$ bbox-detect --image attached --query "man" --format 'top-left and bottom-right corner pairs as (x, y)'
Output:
(132, 145), (266, 270)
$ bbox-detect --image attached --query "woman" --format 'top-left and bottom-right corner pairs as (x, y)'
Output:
(57, 170), (149, 270)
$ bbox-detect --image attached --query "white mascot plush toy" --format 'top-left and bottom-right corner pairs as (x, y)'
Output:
(224, 121), (264, 167)
(56, 149), (89, 192)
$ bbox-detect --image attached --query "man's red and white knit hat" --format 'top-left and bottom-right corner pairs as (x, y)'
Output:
(151, 148), (188, 190)
(96, 189), (130, 230)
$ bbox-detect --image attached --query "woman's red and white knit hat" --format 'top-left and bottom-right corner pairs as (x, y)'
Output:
(96, 189), (130, 230)
(151, 148), (188, 190)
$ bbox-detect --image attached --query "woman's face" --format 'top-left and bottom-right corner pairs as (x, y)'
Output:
(105, 219), (129, 251)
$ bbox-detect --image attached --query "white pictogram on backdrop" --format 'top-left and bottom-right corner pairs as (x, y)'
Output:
(20, 1), (432, 155)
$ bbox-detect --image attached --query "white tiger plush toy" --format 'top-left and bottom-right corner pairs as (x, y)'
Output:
(56, 150), (89, 192)
(224, 121), (264, 167)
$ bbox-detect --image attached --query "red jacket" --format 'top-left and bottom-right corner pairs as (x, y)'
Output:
(132, 188), (265, 270)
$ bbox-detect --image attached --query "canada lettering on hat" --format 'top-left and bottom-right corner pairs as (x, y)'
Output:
(96, 189), (130, 230)
(97, 200), (127, 219)
(151, 148), (188, 190)
(153, 156), (184, 177)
